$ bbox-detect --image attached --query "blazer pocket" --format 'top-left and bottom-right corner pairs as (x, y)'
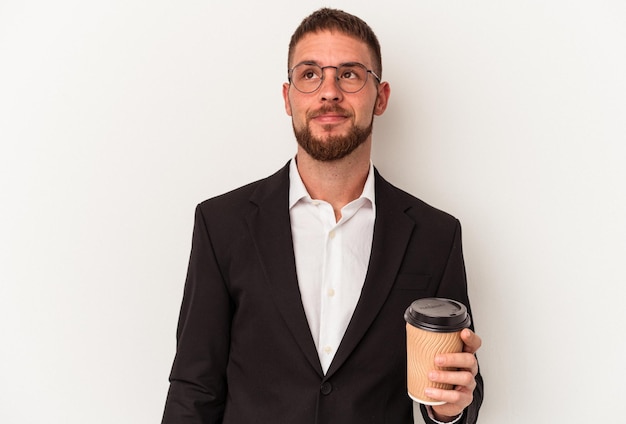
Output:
(393, 274), (432, 292)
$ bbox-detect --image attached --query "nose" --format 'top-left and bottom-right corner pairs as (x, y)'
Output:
(318, 67), (343, 102)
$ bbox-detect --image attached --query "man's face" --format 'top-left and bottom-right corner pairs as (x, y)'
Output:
(282, 30), (390, 162)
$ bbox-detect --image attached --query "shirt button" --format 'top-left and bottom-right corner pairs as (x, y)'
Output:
(327, 288), (335, 297)
(329, 230), (336, 239)
(323, 345), (332, 354)
(320, 382), (332, 395)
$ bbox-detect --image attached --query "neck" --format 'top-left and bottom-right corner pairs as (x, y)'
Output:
(295, 140), (371, 221)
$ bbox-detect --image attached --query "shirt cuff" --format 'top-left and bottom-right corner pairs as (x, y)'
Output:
(426, 405), (463, 424)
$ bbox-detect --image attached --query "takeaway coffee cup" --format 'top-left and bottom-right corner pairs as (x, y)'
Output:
(404, 298), (471, 405)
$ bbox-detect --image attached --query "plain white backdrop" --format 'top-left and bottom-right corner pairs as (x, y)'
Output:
(1, 1), (625, 422)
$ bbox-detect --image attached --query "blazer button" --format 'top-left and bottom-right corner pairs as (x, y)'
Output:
(320, 382), (332, 395)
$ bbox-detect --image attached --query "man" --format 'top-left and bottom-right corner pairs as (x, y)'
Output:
(162, 8), (483, 424)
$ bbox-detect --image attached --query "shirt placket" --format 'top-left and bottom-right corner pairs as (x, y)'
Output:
(318, 203), (342, 373)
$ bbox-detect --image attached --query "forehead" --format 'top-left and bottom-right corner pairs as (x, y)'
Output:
(290, 30), (373, 67)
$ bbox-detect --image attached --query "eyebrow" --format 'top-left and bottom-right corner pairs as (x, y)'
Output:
(292, 60), (366, 68)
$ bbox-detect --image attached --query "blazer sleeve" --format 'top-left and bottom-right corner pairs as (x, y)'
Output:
(162, 204), (232, 424)
(424, 220), (484, 424)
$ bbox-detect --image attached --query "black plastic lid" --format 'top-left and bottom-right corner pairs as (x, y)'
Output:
(404, 298), (471, 333)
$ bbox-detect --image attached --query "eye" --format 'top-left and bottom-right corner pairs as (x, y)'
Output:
(338, 66), (363, 80)
(340, 69), (357, 79)
(297, 66), (321, 81)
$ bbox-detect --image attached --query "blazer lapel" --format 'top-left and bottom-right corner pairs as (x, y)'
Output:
(246, 164), (324, 376)
(326, 170), (415, 378)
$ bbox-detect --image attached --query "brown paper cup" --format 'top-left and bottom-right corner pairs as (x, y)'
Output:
(404, 298), (471, 405)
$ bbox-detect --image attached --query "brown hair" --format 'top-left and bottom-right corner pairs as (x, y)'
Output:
(288, 8), (382, 77)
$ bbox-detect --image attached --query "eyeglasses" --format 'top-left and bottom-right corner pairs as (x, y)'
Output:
(288, 62), (381, 94)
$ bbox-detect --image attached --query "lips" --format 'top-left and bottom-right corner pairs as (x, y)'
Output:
(308, 107), (351, 121)
(313, 115), (347, 125)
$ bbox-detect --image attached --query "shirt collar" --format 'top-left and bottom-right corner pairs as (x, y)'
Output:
(288, 157), (376, 211)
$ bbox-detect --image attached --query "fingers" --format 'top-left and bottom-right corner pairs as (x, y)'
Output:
(426, 385), (473, 418)
(426, 364), (476, 417)
(460, 328), (482, 354)
(425, 384), (472, 404)
(428, 368), (476, 391)
(435, 351), (478, 376)
(424, 330), (482, 418)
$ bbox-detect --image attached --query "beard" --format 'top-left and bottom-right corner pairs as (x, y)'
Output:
(293, 106), (373, 162)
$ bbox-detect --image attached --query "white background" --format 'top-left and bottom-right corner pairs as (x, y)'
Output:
(1, 1), (625, 422)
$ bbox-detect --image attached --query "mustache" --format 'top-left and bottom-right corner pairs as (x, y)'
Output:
(307, 106), (352, 119)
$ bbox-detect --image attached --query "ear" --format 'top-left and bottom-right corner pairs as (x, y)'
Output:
(282, 83), (293, 116)
(373, 81), (390, 116)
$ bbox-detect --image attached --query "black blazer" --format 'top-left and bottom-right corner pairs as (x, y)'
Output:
(162, 163), (483, 424)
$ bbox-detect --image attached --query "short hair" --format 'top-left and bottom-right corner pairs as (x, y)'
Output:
(288, 8), (383, 77)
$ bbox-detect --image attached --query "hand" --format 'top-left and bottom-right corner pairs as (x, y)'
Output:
(426, 328), (482, 422)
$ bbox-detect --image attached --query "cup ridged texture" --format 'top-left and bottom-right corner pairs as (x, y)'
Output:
(406, 324), (463, 405)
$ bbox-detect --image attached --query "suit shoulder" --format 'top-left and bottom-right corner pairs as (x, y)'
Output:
(197, 164), (289, 215)
(198, 179), (259, 210)
(376, 172), (460, 227)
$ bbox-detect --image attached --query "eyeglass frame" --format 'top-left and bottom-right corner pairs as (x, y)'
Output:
(287, 61), (382, 94)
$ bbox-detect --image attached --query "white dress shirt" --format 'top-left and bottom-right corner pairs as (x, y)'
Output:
(289, 158), (375, 374)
